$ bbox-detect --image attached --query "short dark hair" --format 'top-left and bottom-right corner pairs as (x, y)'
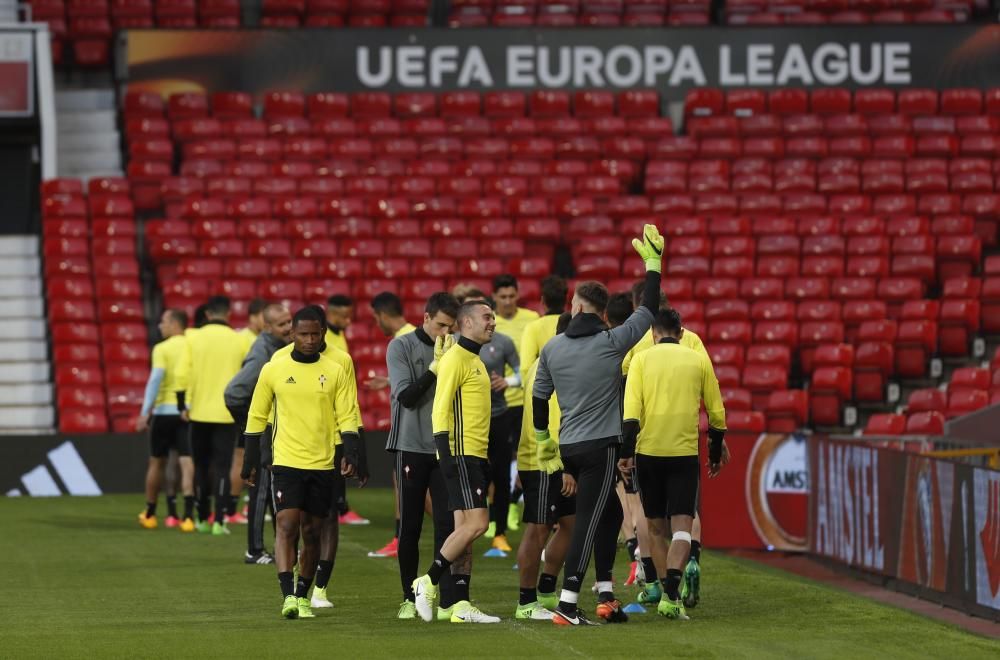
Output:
(555, 312), (572, 335)
(541, 275), (568, 313)
(575, 281), (609, 313)
(205, 295), (231, 316)
(248, 298), (268, 316)
(293, 305), (327, 328)
(166, 308), (188, 328)
(492, 274), (518, 292)
(460, 288), (486, 303)
(652, 308), (683, 336)
(193, 304), (208, 328)
(425, 292), (460, 319)
(327, 294), (353, 308)
(457, 300), (490, 325)
(370, 291), (403, 317)
(631, 280), (668, 309)
(606, 293), (634, 327)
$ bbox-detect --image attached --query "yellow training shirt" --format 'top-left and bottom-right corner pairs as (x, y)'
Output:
(394, 322), (416, 338)
(622, 326), (708, 375)
(238, 327), (258, 356)
(517, 360), (562, 471)
(432, 337), (491, 459)
(325, 328), (350, 355)
(495, 307), (539, 408)
(182, 322), (245, 423)
(271, 341), (361, 436)
(245, 353), (358, 471)
(623, 340), (726, 457)
(518, 313), (560, 380)
(151, 334), (187, 407)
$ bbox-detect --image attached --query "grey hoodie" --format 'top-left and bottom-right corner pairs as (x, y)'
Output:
(224, 332), (287, 408)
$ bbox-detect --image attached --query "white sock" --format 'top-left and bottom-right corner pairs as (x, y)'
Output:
(560, 589), (579, 605)
(596, 581), (613, 595)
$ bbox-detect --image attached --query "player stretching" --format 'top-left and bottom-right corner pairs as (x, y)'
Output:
(533, 224), (663, 626)
(386, 293), (461, 619)
(412, 301), (501, 624)
(242, 307), (362, 619)
(515, 312), (576, 621)
(619, 308), (727, 620)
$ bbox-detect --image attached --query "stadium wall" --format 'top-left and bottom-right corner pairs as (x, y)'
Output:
(808, 437), (1000, 621)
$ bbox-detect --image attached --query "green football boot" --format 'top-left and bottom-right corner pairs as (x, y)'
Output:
(682, 558), (700, 609)
(507, 502), (522, 532)
(538, 591), (558, 610)
(637, 581), (662, 604)
(397, 600), (417, 619)
(436, 604), (454, 621)
(657, 597), (689, 621)
(281, 595), (298, 619)
(296, 597), (316, 619)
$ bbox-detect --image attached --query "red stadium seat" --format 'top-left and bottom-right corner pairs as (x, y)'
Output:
(864, 413), (906, 436)
(766, 390), (808, 433)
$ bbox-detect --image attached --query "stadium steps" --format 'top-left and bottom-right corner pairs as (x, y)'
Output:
(0, 236), (54, 434)
(56, 88), (122, 179)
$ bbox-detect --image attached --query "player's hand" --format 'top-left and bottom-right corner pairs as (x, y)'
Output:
(429, 334), (455, 375)
(340, 456), (355, 478)
(708, 461), (723, 479)
(561, 472), (577, 497)
(135, 414), (150, 433)
(364, 376), (389, 390)
(179, 410), (190, 422)
(489, 371), (507, 392)
(631, 223), (664, 273)
(244, 468), (257, 488)
(721, 440), (731, 466)
(617, 457), (634, 484)
(535, 429), (562, 474)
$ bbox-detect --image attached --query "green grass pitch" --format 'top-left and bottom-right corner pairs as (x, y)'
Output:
(2, 490), (998, 659)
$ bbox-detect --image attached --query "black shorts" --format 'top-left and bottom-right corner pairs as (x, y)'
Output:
(149, 415), (190, 458)
(270, 466), (334, 517)
(634, 454), (700, 519)
(440, 454), (489, 512)
(519, 469), (575, 525)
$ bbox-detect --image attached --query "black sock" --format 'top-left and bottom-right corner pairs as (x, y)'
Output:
(145, 501), (156, 518)
(215, 496), (227, 524)
(538, 573), (558, 594)
(426, 552), (452, 585)
(519, 587), (537, 606)
(598, 591), (615, 603)
(625, 537), (638, 560)
(197, 497), (208, 521)
(278, 571), (294, 597)
(453, 574), (470, 602)
(295, 574), (313, 598)
(690, 540), (702, 564)
(166, 496), (177, 518)
(227, 494), (237, 517)
(394, 518), (400, 539)
(641, 556), (657, 583)
(183, 496), (195, 520)
(664, 569), (683, 601)
(315, 559), (334, 589)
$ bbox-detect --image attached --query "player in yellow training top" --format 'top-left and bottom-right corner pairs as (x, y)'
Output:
(619, 308), (727, 622)
(241, 306), (363, 620)
(411, 301), (502, 624)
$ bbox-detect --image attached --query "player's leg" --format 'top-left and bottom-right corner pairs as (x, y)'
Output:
(228, 444), (246, 522)
(682, 500), (703, 608)
(245, 426), (274, 562)
(368, 467), (399, 558)
(395, 451), (430, 617)
(633, 453), (667, 604)
(486, 412), (512, 551)
(656, 456), (699, 620)
(428, 457), (457, 619)
(210, 424), (236, 535)
(643, 517), (669, 605)
(140, 456), (165, 529)
(311, 447), (344, 608)
(631, 493), (654, 585)
(174, 419), (196, 532)
(505, 406), (523, 531)
(294, 469), (335, 618)
(164, 450), (179, 524)
(591, 446), (626, 622)
(271, 466), (303, 618)
(515, 470), (554, 620)
(189, 422), (213, 531)
(617, 482), (638, 584)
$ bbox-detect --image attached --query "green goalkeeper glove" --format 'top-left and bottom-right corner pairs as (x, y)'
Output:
(535, 429), (563, 474)
(429, 334), (455, 375)
(631, 223), (664, 273)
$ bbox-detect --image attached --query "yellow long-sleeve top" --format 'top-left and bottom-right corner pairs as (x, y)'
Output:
(151, 334), (187, 407)
(495, 307), (539, 408)
(271, 341), (362, 438)
(517, 359), (562, 471)
(238, 327), (258, 356)
(393, 322), (416, 338)
(518, 313), (560, 380)
(623, 339), (726, 457)
(181, 321), (245, 423)
(245, 352), (358, 471)
(324, 327), (350, 355)
(432, 336), (492, 459)
(622, 326), (709, 376)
